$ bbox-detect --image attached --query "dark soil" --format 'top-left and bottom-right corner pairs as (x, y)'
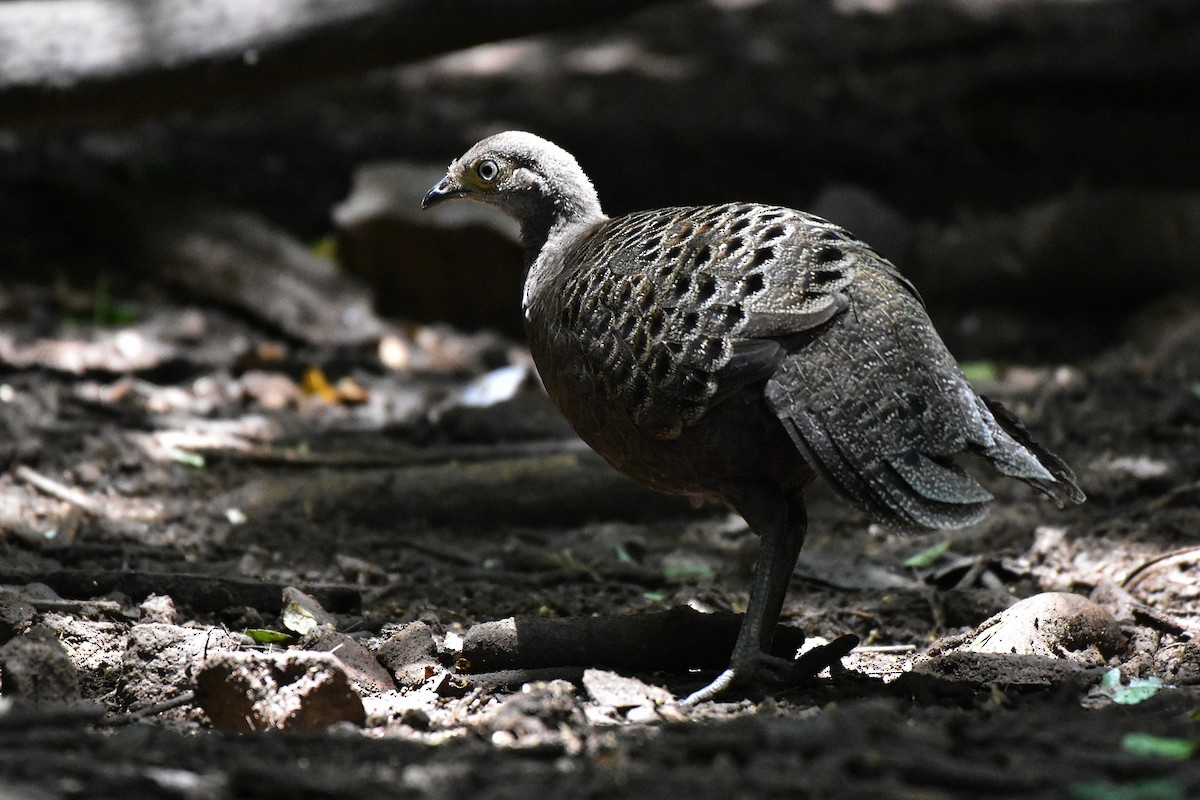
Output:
(2, 279), (1198, 797)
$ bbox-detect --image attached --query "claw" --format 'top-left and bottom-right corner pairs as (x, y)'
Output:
(678, 634), (860, 706)
(680, 667), (739, 706)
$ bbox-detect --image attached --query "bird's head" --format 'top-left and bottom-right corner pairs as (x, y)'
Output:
(421, 131), (604, 233)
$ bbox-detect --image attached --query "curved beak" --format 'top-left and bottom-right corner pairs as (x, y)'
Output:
(421, 175), (463, 209)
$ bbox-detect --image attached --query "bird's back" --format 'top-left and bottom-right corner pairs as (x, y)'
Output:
(524, 202), (1083, 524)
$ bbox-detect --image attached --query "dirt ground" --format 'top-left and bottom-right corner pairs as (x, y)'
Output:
(1, 263), (1199, 799)
(3, 1), (1200, 798)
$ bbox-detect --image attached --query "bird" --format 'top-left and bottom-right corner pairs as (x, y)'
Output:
(422, 131), (1085, 704)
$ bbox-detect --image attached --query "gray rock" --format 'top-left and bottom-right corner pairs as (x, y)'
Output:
(0, 626), (80, 705)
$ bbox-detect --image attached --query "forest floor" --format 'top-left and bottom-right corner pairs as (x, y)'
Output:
(0, 273), (1199, 799)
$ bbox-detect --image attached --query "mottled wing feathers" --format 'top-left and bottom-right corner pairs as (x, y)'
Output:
(554, 203), (855, 438)
(763, 265), (1082, 528)
(762, 268), (987, 527)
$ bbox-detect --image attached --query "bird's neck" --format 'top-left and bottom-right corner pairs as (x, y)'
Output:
(514, 166), (605, 317)
(520, 200), (605, 316)
(515, 167), (603, 263)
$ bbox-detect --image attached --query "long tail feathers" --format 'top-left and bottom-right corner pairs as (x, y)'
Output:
(980, 395), (1086, 507)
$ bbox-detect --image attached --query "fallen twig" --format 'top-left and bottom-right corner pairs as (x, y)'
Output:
(459, 607), (808, 674)
(14, 465), (102, 516)
(104, 691), (198, 726)
(0, 568), (361, 615)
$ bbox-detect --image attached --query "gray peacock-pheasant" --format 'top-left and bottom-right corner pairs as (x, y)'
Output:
(423, 131), (1085, 704)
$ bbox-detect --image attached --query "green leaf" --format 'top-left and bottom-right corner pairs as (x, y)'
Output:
(1098, 668), (1164, 705)
(1121, 733), (1196, 760)
(1117, 679), (1163, 704)
(310, 235), (339, 263)
(664, 563), (716, 583)
(91, 273), (140, 326)
(169, 449), (206, 469)
(903, 539), (951, 568)
(1070, 779), (1187, 800)
(615, 545), (635, 564)
(960, 360), (998, 383)
(642, 592), (665, 602)
(243, 629), (293, 645)
(92, 273), (112, 326)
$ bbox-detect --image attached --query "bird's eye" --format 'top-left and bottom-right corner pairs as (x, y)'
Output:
(476, 159), (499, 183)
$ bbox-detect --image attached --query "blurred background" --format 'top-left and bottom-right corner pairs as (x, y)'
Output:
(2, 0), (1198, 362)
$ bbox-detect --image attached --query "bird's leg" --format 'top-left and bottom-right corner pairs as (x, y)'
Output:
(680, 490), (808, 705)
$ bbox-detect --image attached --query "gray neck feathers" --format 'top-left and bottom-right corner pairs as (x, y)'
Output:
(515, 166), (605, 267)
(515, 165), (605, 314)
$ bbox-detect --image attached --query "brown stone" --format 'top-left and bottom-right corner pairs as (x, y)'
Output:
(298, 627), (395, 696)
(374, 621), (443, 689)
(194, 650), (365, 732)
